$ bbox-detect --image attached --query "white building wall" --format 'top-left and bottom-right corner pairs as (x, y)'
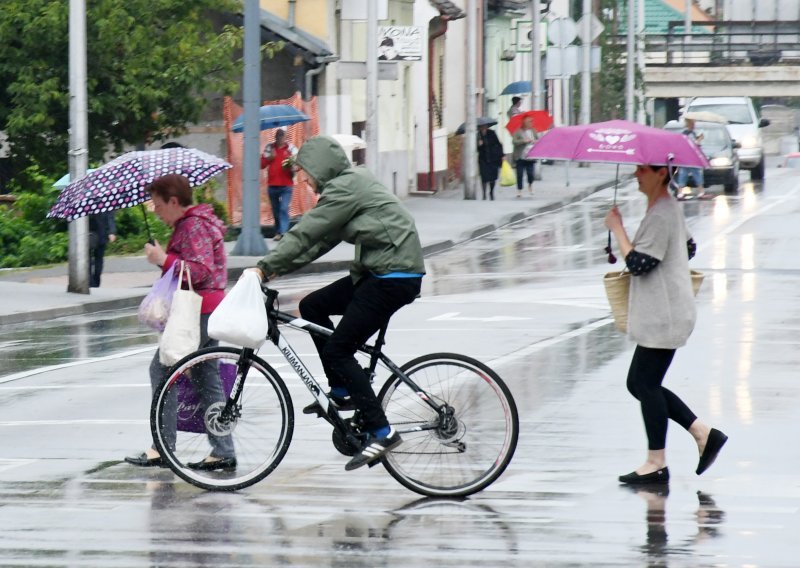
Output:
(412, 1), (438, 187)
(723, 0), (800, 20)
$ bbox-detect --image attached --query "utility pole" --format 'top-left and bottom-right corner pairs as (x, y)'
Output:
(464, 0), (478, 200)
(67, 0), (89, 294)
(366, 0), (379, 173)
(685, 0), (692, 43)
(233, 0), (267, 256)
(625, 0), (635, 121)
(531, 1), (542, 110)
(636, 0), (646, 123)
(580, 0), (591, 125)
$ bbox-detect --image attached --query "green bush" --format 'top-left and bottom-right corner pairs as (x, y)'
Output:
(0, 164), (231, 268)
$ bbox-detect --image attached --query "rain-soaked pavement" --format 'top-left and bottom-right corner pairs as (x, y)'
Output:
(1, 168), (799, 566)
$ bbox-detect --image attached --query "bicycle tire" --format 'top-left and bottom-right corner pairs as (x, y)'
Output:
(151, 347), (294, 491)
(378, 353), (519, 498)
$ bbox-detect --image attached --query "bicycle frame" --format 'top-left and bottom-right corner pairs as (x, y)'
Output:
(225, 287), (447, 440)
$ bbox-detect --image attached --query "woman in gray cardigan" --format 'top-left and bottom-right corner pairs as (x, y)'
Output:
(604, 163), (727, 485)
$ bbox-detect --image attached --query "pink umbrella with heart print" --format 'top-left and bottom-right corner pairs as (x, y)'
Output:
(526, 119), (709, 167)
(48, 147), (232, 241)
(526, 119), (709, 263)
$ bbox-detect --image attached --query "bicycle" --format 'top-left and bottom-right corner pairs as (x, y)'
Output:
(150, 284), (519, 497)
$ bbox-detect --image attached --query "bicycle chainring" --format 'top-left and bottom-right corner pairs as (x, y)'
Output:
(332, 428), (360, 457)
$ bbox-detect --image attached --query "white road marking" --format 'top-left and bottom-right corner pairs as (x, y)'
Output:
(487, 317), (613, 368)
(429, 312), (533, 322)
(0, 458), (38, 472)
(0, 345), (156, 385)
(0, 419), (146, 426)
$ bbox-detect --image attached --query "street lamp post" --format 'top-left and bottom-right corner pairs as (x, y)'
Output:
(531, 1), (542, 110)
(67, 0), (89, 294)
(232, 0), (267, 256)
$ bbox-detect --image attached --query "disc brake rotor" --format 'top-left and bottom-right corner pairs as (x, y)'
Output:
(205, 402), (238, 437)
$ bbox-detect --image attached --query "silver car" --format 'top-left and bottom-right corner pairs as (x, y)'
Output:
(685, 96), (769, 180)
(664, 120), (741, 194)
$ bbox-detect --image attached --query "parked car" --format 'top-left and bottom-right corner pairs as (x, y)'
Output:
(664, 120), (741, 194)
(684, 96), (769, 181)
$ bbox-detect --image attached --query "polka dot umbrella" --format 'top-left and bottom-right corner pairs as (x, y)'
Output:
(48, 147), (232, 239)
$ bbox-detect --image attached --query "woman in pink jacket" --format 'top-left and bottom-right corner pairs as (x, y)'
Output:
(124, 174), (236, 471)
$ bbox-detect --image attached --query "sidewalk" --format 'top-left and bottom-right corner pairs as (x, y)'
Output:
(0, 162), (628, 325)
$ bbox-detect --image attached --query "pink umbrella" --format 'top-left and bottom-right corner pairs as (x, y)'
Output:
(527, 119), (708, 264)
(526, 119), (709, 168)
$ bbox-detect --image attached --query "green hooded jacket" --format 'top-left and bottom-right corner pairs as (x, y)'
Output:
(256, 135), (426, 282)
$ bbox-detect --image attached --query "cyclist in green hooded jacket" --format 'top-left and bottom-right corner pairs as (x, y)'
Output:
(247, 135), (425, 470)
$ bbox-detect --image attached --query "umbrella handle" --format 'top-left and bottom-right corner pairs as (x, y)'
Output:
(140, 204), (154, 245)
(605, 231), (617, 264)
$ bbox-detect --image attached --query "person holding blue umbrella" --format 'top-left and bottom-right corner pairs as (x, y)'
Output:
(261, 128), (298, 241)
(507, 96), (523, 119)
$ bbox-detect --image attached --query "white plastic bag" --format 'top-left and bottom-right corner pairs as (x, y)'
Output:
(208, 271), (268, 349)
(138, 262), (178, 331)
(159, 262), (202, 366)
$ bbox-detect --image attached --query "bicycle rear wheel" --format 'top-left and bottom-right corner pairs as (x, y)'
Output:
(151, 347), (294, 491)
(378, 353), (518, 498)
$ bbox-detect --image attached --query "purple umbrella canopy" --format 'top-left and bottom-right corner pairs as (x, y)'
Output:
(526, 119), (710, 168)
(48, 147), (232, 221)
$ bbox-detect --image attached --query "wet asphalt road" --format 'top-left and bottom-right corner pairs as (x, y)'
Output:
(1, 168), (799, 566)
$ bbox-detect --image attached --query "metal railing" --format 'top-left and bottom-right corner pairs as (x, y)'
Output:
(611, 20), (800, 67)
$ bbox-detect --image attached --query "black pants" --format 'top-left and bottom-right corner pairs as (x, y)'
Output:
(626, 345), (697, 450)
(89, 242), (106, 288)
(516, 160), (535, 189)
(299, 275), (421, 431)
(481, 181), (496, 200)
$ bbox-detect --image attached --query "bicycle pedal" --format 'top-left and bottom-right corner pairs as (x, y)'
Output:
(302, 401), (325, 416)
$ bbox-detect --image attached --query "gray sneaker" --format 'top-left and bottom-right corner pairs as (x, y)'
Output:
(344, 427), (402, 471)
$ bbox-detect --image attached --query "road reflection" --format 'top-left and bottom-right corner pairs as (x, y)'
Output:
(623, 486), (726, 567)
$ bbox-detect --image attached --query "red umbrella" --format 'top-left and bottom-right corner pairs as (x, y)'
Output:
(506, 110), (554, 134)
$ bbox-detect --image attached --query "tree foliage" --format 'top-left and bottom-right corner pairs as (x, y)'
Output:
(0, 0), (244, 178)
(595, 1), (627, 120)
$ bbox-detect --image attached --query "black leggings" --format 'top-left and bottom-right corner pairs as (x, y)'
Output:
(626, 345), (697, 450)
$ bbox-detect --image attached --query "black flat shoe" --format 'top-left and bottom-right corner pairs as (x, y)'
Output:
(619, 467), (670, 485)
(124, 452), (164, 467)
(187, 456), (237, 471)
(696, 428), (728, 475)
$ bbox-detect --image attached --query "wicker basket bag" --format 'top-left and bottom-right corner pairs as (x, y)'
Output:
(603, 270), (705, 333)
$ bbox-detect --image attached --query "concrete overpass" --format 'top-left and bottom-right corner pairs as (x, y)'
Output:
(645, 65), (800, 98)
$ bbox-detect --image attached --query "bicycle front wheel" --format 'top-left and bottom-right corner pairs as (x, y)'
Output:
(151, 347), (294, 491)
(378, 353), (519, 498)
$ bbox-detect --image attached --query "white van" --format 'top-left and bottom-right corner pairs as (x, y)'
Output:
(685, 96), (770, 180)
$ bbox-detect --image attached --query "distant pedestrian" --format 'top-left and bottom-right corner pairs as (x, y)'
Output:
(604, 163), (727, 486)
(477, 124), (504, 201)
(507, 96), (523, 120)
(511, 115), (538, 197)
(261, 128), (298, 241)
(676, 118), (708, 199)
(88, 211), (116, 288)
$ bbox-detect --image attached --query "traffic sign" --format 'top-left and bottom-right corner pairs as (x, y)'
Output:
(548, 17), (577, 47)
(576, 13), (604, 43)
